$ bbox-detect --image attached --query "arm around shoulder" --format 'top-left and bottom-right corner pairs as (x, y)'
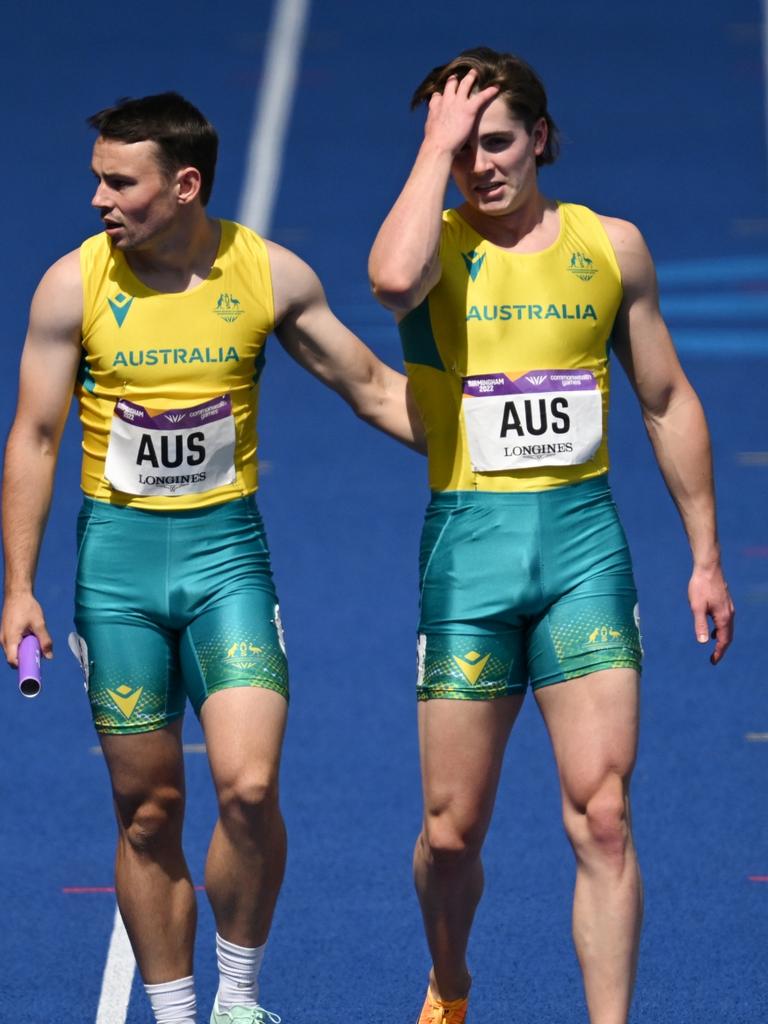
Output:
(268, 241), (425, 451)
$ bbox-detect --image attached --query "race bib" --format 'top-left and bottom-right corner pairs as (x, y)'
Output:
(463, 369), (602, 471)
(104, 395), (236, 496)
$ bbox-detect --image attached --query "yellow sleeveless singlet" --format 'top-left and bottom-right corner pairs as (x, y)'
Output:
(399, 202), (623, 492)
(78, 220), (274, 509)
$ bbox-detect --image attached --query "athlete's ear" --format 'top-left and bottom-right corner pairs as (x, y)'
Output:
(532, 117), (548, 157)
(176, 166), (202, 205)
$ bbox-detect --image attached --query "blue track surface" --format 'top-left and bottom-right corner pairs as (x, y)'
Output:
(0, 2), (765, 1021)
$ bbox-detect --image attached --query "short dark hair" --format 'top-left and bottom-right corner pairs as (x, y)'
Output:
(87, 92), (219, 205)
(412, 47), (559, 167)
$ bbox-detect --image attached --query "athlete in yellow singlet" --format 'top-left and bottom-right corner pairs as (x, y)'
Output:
(369, 47), (734, 1024)
(0, 93), (423, 1024)
(78, 218), (276, 508)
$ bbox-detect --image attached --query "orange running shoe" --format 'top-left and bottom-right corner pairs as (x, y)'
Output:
(417, 986), (469, 1024)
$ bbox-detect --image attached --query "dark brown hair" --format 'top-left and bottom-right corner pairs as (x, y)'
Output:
(412, 47), (559, 167)
(88, 92), (219, 206)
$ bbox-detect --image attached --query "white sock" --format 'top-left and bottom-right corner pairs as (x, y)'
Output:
(144, 975), (197, 1024)
(215, 933), (266, 1011)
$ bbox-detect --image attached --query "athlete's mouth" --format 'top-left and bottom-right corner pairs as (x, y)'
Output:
(475, 182), (504, 194)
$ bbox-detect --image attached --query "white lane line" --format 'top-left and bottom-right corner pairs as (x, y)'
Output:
(746, 732), (768, 742)
(96, 906), (136, 1023)
(238, 0), (311, 235)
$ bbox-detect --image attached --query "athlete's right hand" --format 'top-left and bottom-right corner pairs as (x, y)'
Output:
(423, 70), (499, 156)
(0, 593), (53, 669)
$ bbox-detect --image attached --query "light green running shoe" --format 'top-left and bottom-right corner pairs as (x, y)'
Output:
(210, 998), (282, 1023)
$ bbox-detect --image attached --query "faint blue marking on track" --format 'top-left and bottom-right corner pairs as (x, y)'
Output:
(657, 255), (768, 286)
(669, 329), (768, 355)
(654, 254), (768, 354)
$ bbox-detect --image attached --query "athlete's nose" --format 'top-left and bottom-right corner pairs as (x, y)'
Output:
(91, 181), (111, 210)
(472, 147), (494, 175)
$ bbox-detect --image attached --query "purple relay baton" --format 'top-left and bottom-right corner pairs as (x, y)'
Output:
(18, 635), (41, 698)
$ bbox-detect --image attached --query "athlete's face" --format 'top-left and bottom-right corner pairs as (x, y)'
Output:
(90, 137), (181, 250)
(451, 96), (547, 217)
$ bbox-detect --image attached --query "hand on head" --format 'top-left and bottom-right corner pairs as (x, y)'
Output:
(424, 70), (499, 157)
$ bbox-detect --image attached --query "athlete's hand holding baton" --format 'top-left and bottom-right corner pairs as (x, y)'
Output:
(0, 594), (53, 698)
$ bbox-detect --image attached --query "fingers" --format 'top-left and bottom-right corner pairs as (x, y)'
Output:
(688, 569), (734, 666)
(450, 69), (499, 108)
(709, 602), (735, 666)
(425, 71), (500, 155)
(1, 600), (53, 669)
(37, 623), (54, 661)
(690, 597), (735, 665)
(693, 607), (709, 645)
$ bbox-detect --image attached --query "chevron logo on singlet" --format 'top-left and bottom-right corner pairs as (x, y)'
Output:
(107, 292), (134, 328)
(453, 650), (490, 685)
(461, 250), (486, 281)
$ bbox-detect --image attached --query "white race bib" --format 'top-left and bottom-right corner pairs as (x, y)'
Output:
(463, 369), (602, 471)
(104, 395), (237, 496)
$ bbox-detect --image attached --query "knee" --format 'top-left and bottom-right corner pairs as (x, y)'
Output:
(115, 785), (185, 856)
(565, 775), (631, 868)
(419, 812), (484, 871)
(217, 770), (280, 833)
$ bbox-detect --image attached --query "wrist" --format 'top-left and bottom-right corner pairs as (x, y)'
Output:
(691, 547), (722, 575)
(418, 137), (460, 165)
(3, 580), (35, 600)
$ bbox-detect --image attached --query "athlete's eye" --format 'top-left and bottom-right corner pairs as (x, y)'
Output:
(484, 135), (513, 152)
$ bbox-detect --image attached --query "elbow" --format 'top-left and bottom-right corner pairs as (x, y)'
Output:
(370, 281), (420, 314)
(368, 269), (424, 314)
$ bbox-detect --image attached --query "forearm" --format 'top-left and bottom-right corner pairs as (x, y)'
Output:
(2, 428), (58, 596)
(368, 140), (453, 309)
(349, 368), (426, 453)
(644, 391), (721, 569)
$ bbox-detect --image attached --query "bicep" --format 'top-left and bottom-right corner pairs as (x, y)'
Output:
(609, 225), (689, 415)
(12, 259), (83, 442)
(270, 243), (380, 393)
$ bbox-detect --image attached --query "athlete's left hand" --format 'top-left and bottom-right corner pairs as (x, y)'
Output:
(688, 566), (734, 665)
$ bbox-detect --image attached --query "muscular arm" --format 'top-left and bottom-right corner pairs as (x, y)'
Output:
(268, 242), (425, 452)
(368, 71), (498, 314)
(605, 217), (734, 664)
(1, 252), (83, 664)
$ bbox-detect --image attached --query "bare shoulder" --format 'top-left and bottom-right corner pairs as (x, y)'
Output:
(37, 248), (82, 293)
(595, 214), (648, 255)
(31, 248), (83, 330)
(595, 213), (656, 291)
(265, 239), (325, 323)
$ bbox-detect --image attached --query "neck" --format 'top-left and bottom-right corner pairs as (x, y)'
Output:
(459, 188), (551, 248)
(126, 210), (219, 289)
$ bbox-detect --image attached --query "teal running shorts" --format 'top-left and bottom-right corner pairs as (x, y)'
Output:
(417, 477), (642, 700)
(73, 495), (288, 734)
